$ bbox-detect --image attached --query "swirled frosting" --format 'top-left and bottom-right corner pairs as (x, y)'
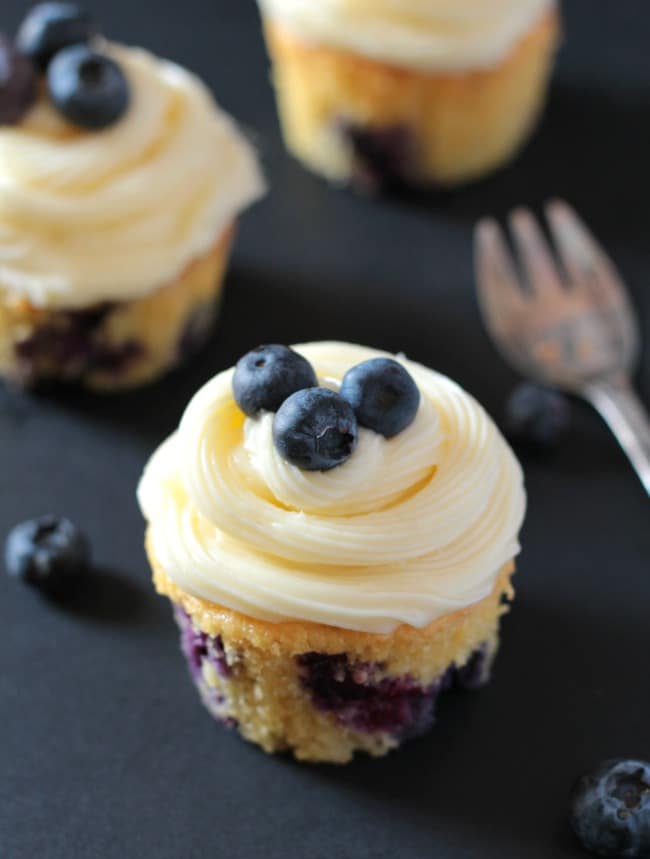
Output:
(138, 342), (526, 634)
(258, 0), (554, 70)
(0, 42), (264, 309)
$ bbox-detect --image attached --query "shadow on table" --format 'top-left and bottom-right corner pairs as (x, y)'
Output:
(289, 595), (646, 857)
(3, 77), (648, 444)
(369, 81), (650, 254)
(1, 262), (483, 444)
(49, 565), (150, 627)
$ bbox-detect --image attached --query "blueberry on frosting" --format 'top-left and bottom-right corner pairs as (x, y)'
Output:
(340, 357), (420, 438)
(16, 3), (96, 70)
(232, 346), (422, 470)
(233, 344), (318, 417)
(273, 388), (358, 471)
(0, 33), (37, 125)
(11, 5), (130, 131)
(48, 44), (130, 130)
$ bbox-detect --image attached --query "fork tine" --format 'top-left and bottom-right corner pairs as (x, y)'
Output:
(508, 207), (565, 296)
(546, 199), (639, 344)
(545, 199), (625, 295)
(474, 218), (528, 338)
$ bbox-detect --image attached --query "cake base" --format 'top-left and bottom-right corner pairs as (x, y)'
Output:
(149, 534), (515, 764)
(262, 12), (560, 190)
(0, 226), (234, 392)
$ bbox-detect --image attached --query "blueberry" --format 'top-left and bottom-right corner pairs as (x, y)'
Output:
(504, 382), (570, 451)
(232, 345), (318, 417)
(16, 3), (97, 70)
(570, 759), (650, 857)
(5, 515), (90, 592)
(340, 357), (420, 438)
(47, 45), (130, 130)
(0, 33), (37, 125)
(273, 388), (358, 471)
(338, 120), (416, 193)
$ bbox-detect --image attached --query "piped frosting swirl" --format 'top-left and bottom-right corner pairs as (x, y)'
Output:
(138, 342), (526, 633)
(258, 0), (554, 71)
(0, 42), (264, 309)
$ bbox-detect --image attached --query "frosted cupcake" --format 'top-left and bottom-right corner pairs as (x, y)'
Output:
(138, 342), (526, 763)
(0, 4), (264, 391)
(256, 0), (560, 190)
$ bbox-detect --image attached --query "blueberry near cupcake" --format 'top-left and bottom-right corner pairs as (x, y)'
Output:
(138, 342), (526, 763)
(256, 0), (560, 190)
(0, 5), (264, 391)
(5, 514), (90, 593)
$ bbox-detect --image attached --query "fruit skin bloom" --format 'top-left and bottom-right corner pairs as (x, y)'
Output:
(5, 515), (90, 593)
(16, 3), (97, 70)
(233, 344), (317, 417)
(47, 45), (130, 130)
(340, 357), (421, 438)
(569, 759), (650, 858)
(273, 387), (358, 471)
(504, 382), (570, 452)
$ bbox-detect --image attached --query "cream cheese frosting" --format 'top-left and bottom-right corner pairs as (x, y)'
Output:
(138, 342), (526, 634)
(258, 0), (554, 71)
(0, 42), (264, 309)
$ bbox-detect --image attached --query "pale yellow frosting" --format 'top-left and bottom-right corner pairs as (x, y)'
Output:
(257, 0), (554, 70)
(138, 342), (526, 634)
(0, 42), (264, 309)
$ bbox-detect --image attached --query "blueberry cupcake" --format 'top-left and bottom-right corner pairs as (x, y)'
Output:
(138, 342), (526, 763)
(256, 0), (560, 190)
(0, 4), (264, 391)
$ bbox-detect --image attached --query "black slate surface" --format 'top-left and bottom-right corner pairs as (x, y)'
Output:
(1, 2), (649, 857)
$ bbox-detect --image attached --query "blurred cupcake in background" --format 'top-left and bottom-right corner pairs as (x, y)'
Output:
(0, 4), (264, 392)
(257, 0), (560, 191)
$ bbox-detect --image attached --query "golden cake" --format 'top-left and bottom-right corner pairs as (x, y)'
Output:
(257, 0), (560, 190)
(0, 7), (264, 390)
(138, 342), (526, 763)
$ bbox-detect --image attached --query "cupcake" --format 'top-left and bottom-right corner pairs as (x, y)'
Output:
(0, 4), (264, 391)
(138, 342), (526, 763)
(256, 0), (560, 190)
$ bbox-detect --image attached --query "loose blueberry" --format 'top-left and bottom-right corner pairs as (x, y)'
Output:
(504, 382), (570, 451)
(47, 45), (129, 130)
(16, 3), (96, 70)
(273, 388), (358, 471)
(570, 759), (650, 857)
(5, 515), (90, 592)
(340, 357), (420, 438)
(0, 33), (37, 125)
(233, 344), (318, 417)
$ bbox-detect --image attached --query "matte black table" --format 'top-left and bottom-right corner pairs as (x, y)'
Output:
(2, 2), (648, 857)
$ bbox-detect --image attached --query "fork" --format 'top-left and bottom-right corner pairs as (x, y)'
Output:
(474, 199), (650, 496)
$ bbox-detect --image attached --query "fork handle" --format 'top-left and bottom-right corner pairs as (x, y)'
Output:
(582, 378), (650, 496)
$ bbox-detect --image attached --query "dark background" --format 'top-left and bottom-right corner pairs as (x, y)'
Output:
(1, 1), (649, 857)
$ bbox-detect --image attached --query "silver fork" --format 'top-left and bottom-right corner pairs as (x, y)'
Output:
(474, 199), (650, 496)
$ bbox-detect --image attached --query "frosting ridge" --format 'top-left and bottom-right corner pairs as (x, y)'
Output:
(138, 342), (526, 634)
(0, 42), (264, 308)
(257, 0), (554, 70)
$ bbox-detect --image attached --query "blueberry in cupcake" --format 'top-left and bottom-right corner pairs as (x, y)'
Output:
(0, 4), (264, 391)
(255, 0), (561, 190)
(138, 341), (526, 763)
